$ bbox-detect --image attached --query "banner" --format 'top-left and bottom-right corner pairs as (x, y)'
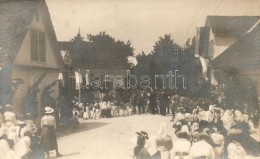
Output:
(85, 70), (90, 86)
(75, 71), (80, 90)
(127, 56), (138, 68)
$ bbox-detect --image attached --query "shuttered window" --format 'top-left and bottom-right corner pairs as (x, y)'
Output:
(39, 31), (46, 62)
(31, 29), (38, 61)
(30, 29), (46, 63)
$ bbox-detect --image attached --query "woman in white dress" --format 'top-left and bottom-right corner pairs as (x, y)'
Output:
(40, 107), (62, 159)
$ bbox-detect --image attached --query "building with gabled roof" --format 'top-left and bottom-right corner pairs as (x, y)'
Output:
(205, 16), (260, 59)
(195, 16), (260, 114)
(211, 19), (260, 98)
(0, 0), (64, 117)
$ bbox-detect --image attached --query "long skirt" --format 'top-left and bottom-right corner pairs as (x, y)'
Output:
(40, 126), (58, 151)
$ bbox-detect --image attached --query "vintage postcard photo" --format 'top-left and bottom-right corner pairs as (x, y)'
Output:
(0, 0), (260, 158)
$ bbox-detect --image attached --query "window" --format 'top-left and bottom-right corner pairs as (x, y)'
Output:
(31, 29), (46, 63)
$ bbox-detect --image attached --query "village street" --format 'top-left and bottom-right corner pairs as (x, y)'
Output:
(52, 114), (175, 159)
(48, 114), (260, 159)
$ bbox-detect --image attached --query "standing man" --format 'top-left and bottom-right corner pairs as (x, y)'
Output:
(130, 91), (137, 114)
(136, 91), (144, 114)
(149, 90), (158, 114)
(159, 91), (168, 116)
(170, 94), (180, 121)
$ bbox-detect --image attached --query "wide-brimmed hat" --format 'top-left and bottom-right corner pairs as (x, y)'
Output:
(196, 132), (211, 142)
(208, 105), (215, 111)
(176, 131), (192, 141)
(44, 107), (54, 114)
(176, 125), (192, 141)
(177, 107), (185, 113)
(17, 120), (25, 125)
(136, 131), (149, 139)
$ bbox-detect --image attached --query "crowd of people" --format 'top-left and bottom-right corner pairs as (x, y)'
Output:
(133, 101), (260, 159)
(64, 90), (173, 124)
(1, 88), (259, 159)
(0, 104), (61, 159)
(56, 89), (260, 159)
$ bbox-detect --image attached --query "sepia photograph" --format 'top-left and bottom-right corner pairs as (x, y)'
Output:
(0, 0), (260, 158)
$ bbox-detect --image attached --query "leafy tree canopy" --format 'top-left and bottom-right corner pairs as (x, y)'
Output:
(69, 31), (134, 69)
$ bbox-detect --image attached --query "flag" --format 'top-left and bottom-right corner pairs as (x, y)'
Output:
(58, 73), (63, 80)
(198, 56), (208, 81)
(75, 71), (80, 90)
(85, 70), (90, 86)
(127, 56), (138, 68)
(58, 73), (64, 86)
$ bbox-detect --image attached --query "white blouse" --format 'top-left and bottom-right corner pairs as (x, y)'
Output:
(41, 115), (56, 129)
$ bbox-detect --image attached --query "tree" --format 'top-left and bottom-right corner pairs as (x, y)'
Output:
(11, 78), (24, 100)
(41, 80), (58, 109)
(69, 32), (87, 68)
(151, 34), (181, 75)
(149, 34), (183, 89)
(0, 60), (12, 105)
(130, 35), (202, 92)
(86, 31), (134, 68)
(68, 31), (134, 69)
(23, 73), (46, 119)
(130, 52), (152, 89)
(180, 37), (202, 96)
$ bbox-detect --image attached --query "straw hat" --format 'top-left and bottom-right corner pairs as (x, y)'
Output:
(17, 120), (25, 125)
(136, 131), (149, 139)
(177, 124), (192, 140)
(176, 131), (192, 141)
(44, 107), (54, 114)
(196, 132), (211, 142)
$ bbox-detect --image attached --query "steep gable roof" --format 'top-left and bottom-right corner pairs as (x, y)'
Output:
(39, 1), (64, 70)
(206, 16), (260, 38)
(0, 0), (64, 70)
(0, 0), (41, 62)
(211, 20), (260, 68)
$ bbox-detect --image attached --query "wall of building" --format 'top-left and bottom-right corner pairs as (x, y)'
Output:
(210, 33), (237, 59)
(10, 5), (62, 125)
(12, 66), (59, 112)
(13, 9), (59, 69)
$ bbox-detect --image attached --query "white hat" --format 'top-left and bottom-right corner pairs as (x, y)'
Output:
(17, 120), (25, 125)
(44, 107), (54, 114)
(209, 105), (215, 111)
(185, 113), (192, 119)
(79, 103), (84, 107)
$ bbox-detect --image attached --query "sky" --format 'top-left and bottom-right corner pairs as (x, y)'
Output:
(46, 0), (260, 55)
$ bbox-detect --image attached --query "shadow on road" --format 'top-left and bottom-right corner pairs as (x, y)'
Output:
(56, 121), (110, 137)
(51, 152), (80, 159)
(50, 152), (81, 159)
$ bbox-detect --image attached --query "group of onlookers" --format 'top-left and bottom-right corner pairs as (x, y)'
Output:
(71, 100), (134, 122)
(0, 104), (62, 159)
(133, 103), (260, 159)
